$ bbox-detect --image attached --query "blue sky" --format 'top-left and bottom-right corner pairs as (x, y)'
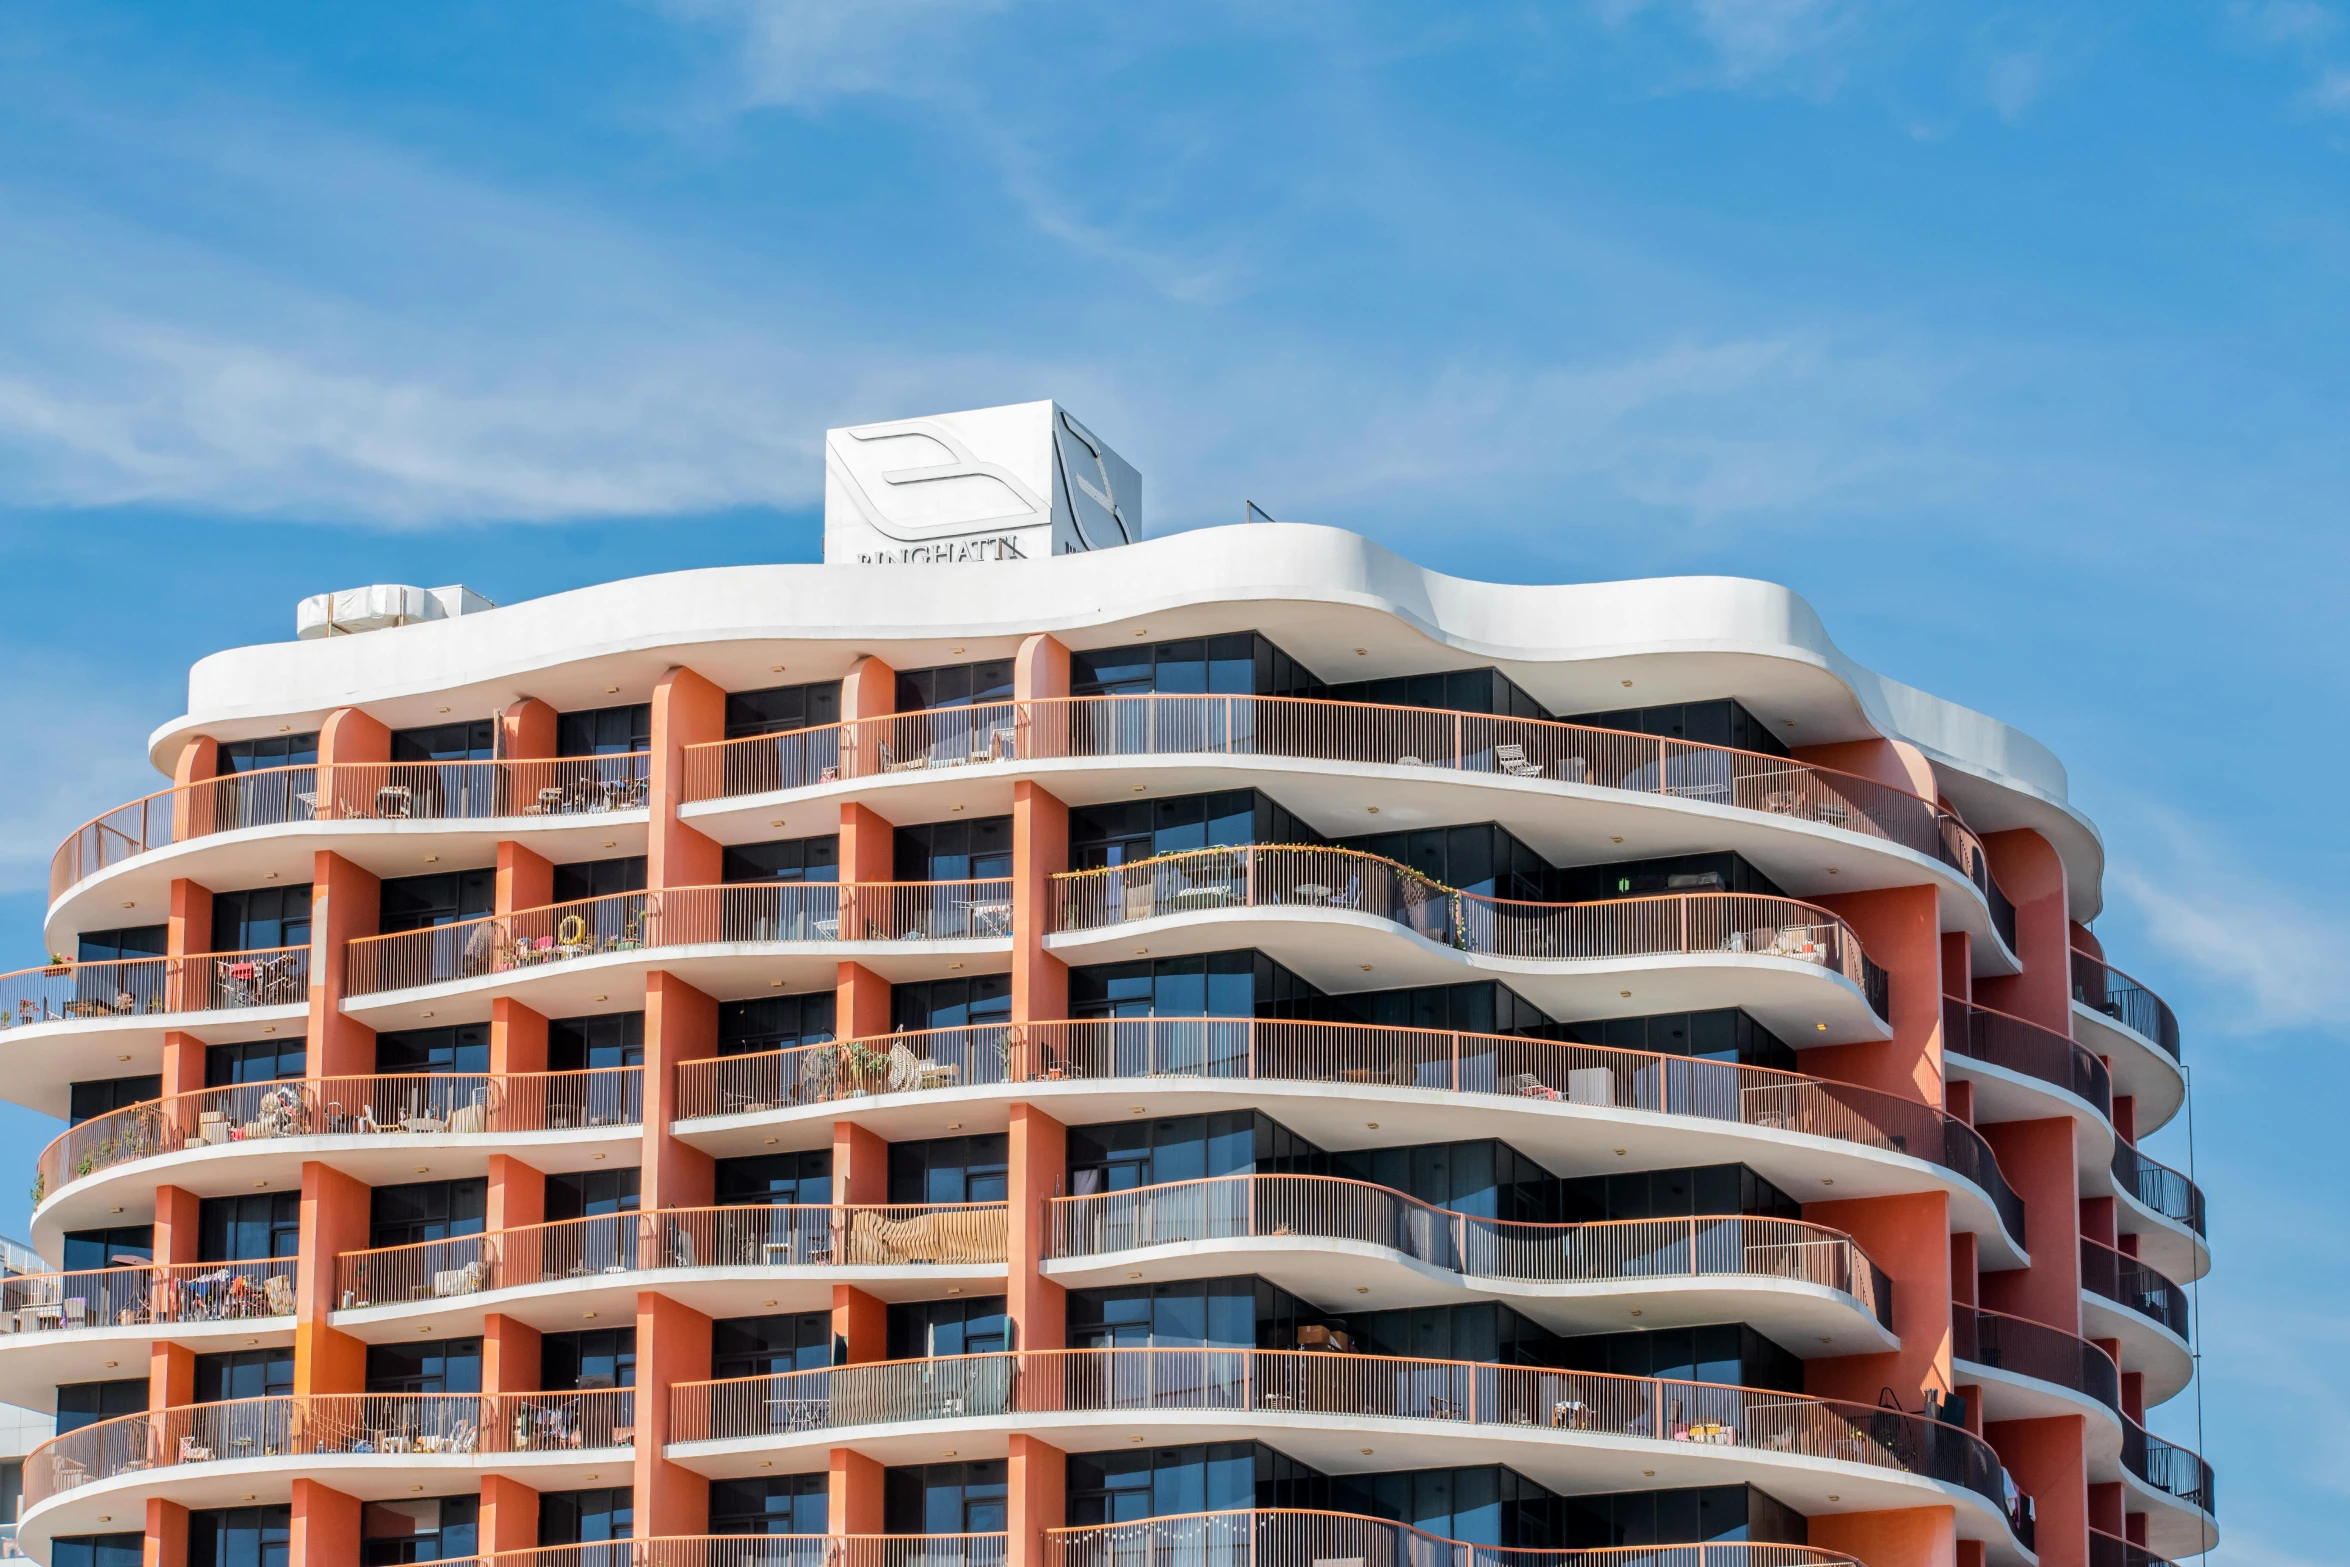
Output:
(0, 2), (2343, 1556)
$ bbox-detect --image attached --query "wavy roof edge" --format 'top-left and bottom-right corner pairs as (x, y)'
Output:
(152, 523), (2105, 916)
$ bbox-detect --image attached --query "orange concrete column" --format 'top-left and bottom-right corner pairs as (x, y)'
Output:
(836, 962), (891, 1041)
(499, 697), (558, 760)
(1008, 1103), (1066, 1352)
(167, 879), (212, 957)
(2109, 1094), (2136, 1146)
(649, 667), (725, 890)
(1975, 830), (2070, 1032)
(2079, 1196), (2116, 1250)
(1008, 1431), (1066, 1567)
(1803, 1191), (1953, 1409)
(1978, 1118), (2082, 1331)
(829, 1448), (884, 1535)
(497, 841), (554, 918)
(491, 997), (549, 1076)
(2087, 1482), (2123, 1537)
(632, 1290), (713, 1537)
(1012, 781), (1069, 1028)
(480, 1475), (541, 1557)
(642, 971), (717, 1211)
(169, 737), (219, 844)
(291, 1478), (362, 1567)
(1808, 883), (1944, 1108)
(483, 1313), (543, 1395)
(1949, 1231), (1978, 1308)
(838, 800), (897, 946)
(1808, 1504), (1956, 1567)
(840, 655), (897, 724)
(1939, 932), (1972, 1003)
(153, 1185), (201, 1269)
(832, 1285), (887, 1364)
(488, 1154), (545, 1235)
(835, 1121), (887, 1204)
(158, 1032), (208, 1152)
(294, 1161), (371, 1392)
(1987, 1414), (2087, 1567)
(306, 850), (380, 1080)
(144, 1497), (189, 1567)
(317, 706), (392, 819)
(149, 1341), (194, 1411)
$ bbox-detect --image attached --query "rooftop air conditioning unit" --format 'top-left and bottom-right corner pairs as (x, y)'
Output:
(296, 584), (495, 640)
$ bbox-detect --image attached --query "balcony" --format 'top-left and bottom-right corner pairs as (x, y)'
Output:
(2091, 1529), (2181, 1567)
(2122, 1417), (2216, 1526)
(1952, 1303), (2120, 1416)
(2080, 1235), (2192, 1401)
(50, 754), (652, 901)
(2071, 948), (2181, 1063)
(1052, 1514), (1861, 1567)
(335, 1202), (1008, 1319)
(1051, 846), (1890, 1031)
(677, 696), (2016, 960)
(343, 881), (1012, 1016)
(0, 947), (308, 1031)
(2111, 1141), (2206, 1242)
(1046, 1175), (1893, 1338)
(676, 1017), (2029, 1258)
(671, 1347), (2035, 1548)
(21, 1390), (634, 1521)
(492, 1540), (1008, 1567)
(32, 1067), (642, 1211)
(1, 1257), (294, 1332)
(1942, 997), (2112, 1121)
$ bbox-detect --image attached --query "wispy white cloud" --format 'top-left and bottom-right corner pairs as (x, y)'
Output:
(2227, 0), (2350, 114)
(1590, 0), (1871, 94)
(659, 0), (1025, 109)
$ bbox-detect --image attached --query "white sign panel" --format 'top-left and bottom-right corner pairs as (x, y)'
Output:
(823, 400), (1141, 565)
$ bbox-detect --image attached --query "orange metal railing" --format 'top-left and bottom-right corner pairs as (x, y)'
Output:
(673, 1016), (2027, 1247)
(0, 946), (307, 1028)
(476, 1538), (1008, 1567)
(1051, 1513), (1863, 1567)
(1048, 1175), (1892, 1329)
(672, 1346), (2030, 1538)
(49, 754), (651, 900)
(678, 693), (2006, 918)
(33, 1068), (640, 1204)
(0, 1258), (297, 1330)
(22, 1389), (634, 1505)
(336, 1202), (1008, 1307)
(344, 880), (1012, 996)
(1053, 845), (1889, 1016)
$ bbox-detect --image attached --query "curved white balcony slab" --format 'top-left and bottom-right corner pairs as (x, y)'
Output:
(1044, 906), (1891, 1046)
(0, 1005), (308, 1119)
(2112, 1183), (2208, 1287)
(340, 938), (1011, 1032)
(32, 1126), (640, 1260)
(0, 1318), (294, 1410)
(2080, 1288), (2194, 1408)
(2072, 1001), (2185, 1134)
(1948, 1055), (2116, 1185)
(46, 812), (648, 958)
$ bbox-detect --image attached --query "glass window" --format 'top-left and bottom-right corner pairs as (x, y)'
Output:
(712, 1312), (834, 1381)
(550, 1011), (645, 1071)
(55, 1379), (147, 1435)
(715, 1150), (832, 1207)
(1070, 633), (1318, 698)
(1068, 1442), (1319, 1529)
(1068, 1277), (1305, 1351)
(391, 721), (495, 762)
(1344, 1300), (1558, 1366)
(1555, 1009), (1796, 1073)
(60, 1226), (151, 1272)
(1560, 1163), (1802, 1224)
(211, 885), (313, 951)
(893, 817), (1013, 882)
(710, 1475), (828, 1536)
(1068, 789), (1316, 870)
(219, 735), (318, 772)
(718, 995), (836, 1057)
(49, 1537), (146, 1567)
(725, 681), (842, 741)
(882, 1461), (1007, 1535)
(1553, 1322), (1803, 1395)
(194, 1348), (294, 1402)
(205, 1041), (306, 1087)
(538, 1489), (633, 1547)
(1552, 851), (1786, 904)
(887, 1296), (1009, 1359)
(76, 925), (167, 964)
(723, 835), (840, 884)
(67, 1076), (160, 1126)
(375, 1025), (490, 1075)
(1333, 823), (1550, 903)
(1560, 698), (1791, 760)
(362, 1497), (479, 1566)
(557, 704), (651, 757)
(1066, 1111), (1318, 1196)
(1068, 950), (1317, 1020)
(545, 1167), (641, 1221)
(378, 870), (496, 933)
(552, 857), (647, 903)
(895, 660), (1015, 712)
(542, 1328), (636, 1390)
(369, 1179), (487, 1249)
(365, 1338), (482, 1395)
(887, 1136), (1007, 1204)
(1557, 1483), (1803, 1547)
(189, 1507), (291, 1567)
(199, 1193), (302, 1261)
(891, 977), (1011, 1032)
